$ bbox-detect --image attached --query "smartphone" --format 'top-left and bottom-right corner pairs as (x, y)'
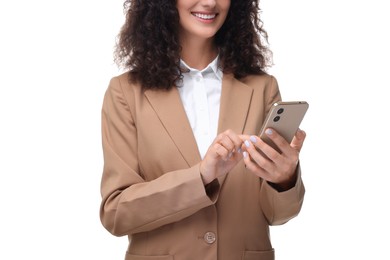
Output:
(259, 101), (309, 153)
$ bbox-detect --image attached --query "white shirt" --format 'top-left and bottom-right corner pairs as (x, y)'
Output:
(177, 57), (223, 159)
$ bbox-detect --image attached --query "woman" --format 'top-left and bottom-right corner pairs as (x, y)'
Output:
(100, 0), (306, 259)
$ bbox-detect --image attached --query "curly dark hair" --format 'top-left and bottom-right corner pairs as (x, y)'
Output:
(115, 0), (272, 90)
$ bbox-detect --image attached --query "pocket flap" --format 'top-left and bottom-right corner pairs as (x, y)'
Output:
(125, 253), (173, 260)
(243, 249), (275, 260)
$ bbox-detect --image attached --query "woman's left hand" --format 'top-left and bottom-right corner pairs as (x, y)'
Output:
(240, 128), (306, 191)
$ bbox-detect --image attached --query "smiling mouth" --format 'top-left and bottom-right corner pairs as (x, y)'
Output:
(192, 13), (217, 20)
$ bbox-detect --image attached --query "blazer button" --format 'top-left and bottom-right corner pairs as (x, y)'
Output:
(204, 232), (216, 244)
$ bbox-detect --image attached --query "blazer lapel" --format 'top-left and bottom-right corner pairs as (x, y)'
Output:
(144, 88), (201, 167)
(217, 74), (254, 185)
(218, 74), (254, 135)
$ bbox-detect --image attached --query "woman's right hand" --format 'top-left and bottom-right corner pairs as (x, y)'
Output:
(200, 129), (243, 185)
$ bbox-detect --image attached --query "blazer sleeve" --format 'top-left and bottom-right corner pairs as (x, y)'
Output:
(100, 77), (219, 237)
(258, 76), (305, 225)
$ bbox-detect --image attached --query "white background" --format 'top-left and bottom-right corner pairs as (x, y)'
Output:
(0, 0), (389, 259)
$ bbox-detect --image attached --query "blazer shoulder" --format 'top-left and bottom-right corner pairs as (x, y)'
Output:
(238, 73), (281, 106)
(238, 73), (277, 89)
(108, 72), (142, 93)
(106, 72), (144, 107)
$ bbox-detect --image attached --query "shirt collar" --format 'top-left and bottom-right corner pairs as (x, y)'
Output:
(180, 55), (223, 81)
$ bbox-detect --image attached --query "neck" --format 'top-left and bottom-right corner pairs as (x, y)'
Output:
(180, 34), (218, 70)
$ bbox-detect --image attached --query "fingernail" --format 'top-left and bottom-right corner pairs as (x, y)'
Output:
(265, 129), (273, 135)
(297, 129), (305, 139)
(250, 136), (257, 143)
(237, 148), (242, 154)
(243, 151), (248, 158)
(244, 140), (250, 148)
(228, 152), (233, 158)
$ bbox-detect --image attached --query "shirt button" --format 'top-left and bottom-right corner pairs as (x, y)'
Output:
(204, 232), (216, 244)
(196, 76), (201, 82)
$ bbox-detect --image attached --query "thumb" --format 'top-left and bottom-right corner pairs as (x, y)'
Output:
(290, 129), (306, 152)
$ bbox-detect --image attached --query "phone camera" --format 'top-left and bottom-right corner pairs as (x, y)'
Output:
(273, 116), (280, 122)
(277, 108), (284, 114)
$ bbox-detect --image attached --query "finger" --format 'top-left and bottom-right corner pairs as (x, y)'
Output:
(209, 130), (242, 161)
(248, 135), (281, 164)
(244, 138), (298, 183)
(239, 134), (250, 142)
(216, 130), (243, 157)
(242, 151), (272, 180)
(263, 128), (291, 154)
(214, 142), (230, 160)
(290, 129), (306, 152)
(223, 129), (244, 152)
(217, 134), (235, 153)
(244, 137), (276, 173)
(248, 135), (299, 178)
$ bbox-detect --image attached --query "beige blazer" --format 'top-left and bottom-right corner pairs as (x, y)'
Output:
(100, 72), (305, 260)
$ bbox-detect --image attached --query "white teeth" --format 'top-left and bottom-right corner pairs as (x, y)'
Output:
(193, 13), (216, 20)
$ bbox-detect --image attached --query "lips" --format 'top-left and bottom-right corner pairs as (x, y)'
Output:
(191, 12), (217, 20)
